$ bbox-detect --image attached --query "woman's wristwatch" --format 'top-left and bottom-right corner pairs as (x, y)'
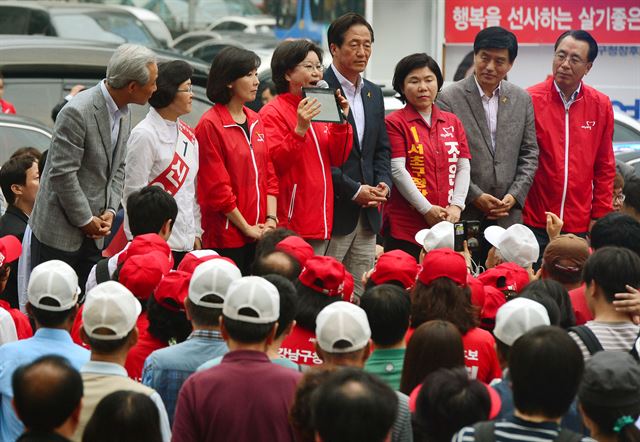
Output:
(266, 215), (279, 224)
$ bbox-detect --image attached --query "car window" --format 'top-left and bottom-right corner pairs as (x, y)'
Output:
(51, 14), (125, 43)
(191, 44), (231, 63)
(0, 7), (31, 34)
(3, 79), (66, 126)
(215, 21), (245, 31)
(0, 125), (51, 162)
(614, 121), (640, 143)
(174, 35), (210, 51)
(28, 10), (53, 35)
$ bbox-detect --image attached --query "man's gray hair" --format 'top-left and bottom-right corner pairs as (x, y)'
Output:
(106, 44), (157, 89)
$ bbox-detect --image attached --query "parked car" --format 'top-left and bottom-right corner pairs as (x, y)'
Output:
(0, 1), (166, 48)
(171, 30), (224, 52)
(0, 114), (52, 162)
(183, 38), (272, 73)
(116, 4), (174, 47)
(207, 15), (276, 35)
(0, 36), (211, 129)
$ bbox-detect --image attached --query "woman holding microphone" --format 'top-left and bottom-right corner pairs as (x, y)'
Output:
(195, 46), (279, 274)
(384, 53), (472, 259)
(259, 39), (352, 254)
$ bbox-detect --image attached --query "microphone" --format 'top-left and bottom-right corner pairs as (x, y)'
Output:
(316, 80), (330, 89)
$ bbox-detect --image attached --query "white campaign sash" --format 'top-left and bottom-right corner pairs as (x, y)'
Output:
(149, 120), (196, 196)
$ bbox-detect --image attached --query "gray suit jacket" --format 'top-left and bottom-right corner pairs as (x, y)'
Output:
(30, 84), (129, 252)
(437, 76), (538, 226)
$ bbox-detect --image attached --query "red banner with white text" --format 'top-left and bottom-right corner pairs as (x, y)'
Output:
(445, 0), (640, 44)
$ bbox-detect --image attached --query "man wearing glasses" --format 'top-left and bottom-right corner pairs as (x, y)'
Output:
(522, 30), (615, 256)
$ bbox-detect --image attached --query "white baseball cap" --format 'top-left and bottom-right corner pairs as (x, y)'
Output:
(189, 258), (242, 308)
(493, 298), (550, 346)
(27, 260), (81, 312)
(484, 224), (540, 268)
(223, 276), (279, 324)
(414, 221), (454, 252)
(315, 301), (371, 353)
(83, 281), (142, 340)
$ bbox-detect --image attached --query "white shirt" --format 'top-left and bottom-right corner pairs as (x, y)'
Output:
(123, 108), (202, 252)
(0, 308), (17, 344)
(331, 64), (365, 147)
(99, 80), (129, 150)
(554, 81), (582, 110)
(474, 76), (500, 153)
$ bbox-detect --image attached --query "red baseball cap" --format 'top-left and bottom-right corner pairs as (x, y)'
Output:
(342, 271), (355, 303)
(299, 255), (346, 297)
(119, 251), (172, 302)
(478, 263), (530, 294)
(276, 236), (314, 266)
(118, 233), (173, 268)
(480, 286), (507, 331)
(0, 235), (21, 266)
(467, 275), (486, 309)
(153, 270), (191, 312)
(370, 250), (419, 289)
(177, 249), (222, 274)
(417, 249), (468, 287)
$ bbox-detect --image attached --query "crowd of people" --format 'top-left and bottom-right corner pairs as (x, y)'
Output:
(0, 10), (639, 442)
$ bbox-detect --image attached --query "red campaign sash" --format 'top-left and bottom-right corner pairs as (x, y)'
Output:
(148, 120), (196, 196)
(103, 120), (196, 258)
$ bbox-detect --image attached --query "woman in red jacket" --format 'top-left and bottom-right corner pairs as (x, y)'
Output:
(259, 40), (352, 254)
(384, 53), (471, 260)
(195, 47), (279, 274)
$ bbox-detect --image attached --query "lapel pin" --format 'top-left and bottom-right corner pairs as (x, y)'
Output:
(501, 96), (508, 104)
(367, 91), (371, 98)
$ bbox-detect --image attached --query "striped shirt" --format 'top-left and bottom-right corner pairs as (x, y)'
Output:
(568, 321), (640, 361)
(453, 416), (594, 442)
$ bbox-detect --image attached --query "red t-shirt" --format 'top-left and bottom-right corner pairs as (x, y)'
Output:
(384, 104), (471, 243)
(0, 300), (32, 339)
(279, 325), (323, 366)
(125, 327), (166, 381)
(569, 284), (593, 325)
(405, 326), (500, 384)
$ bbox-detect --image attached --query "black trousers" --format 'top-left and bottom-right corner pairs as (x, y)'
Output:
(31, 234), (102, 298)
(216, 243), (257, 276)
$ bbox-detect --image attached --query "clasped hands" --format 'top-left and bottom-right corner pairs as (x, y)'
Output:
(354, 183), (389, 208)
(473, 193), (516, 220)
(81, 211), (114, 239)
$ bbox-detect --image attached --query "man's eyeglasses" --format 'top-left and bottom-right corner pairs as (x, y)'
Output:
(554, 52), (587, 67)
(614, 193), (626, 203)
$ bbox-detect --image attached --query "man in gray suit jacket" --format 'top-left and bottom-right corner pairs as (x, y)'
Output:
(437, 27), (538, 262)
(30, 44), (158, 291)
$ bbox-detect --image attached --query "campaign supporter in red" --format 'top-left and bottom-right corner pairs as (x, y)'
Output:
(125, 270), (192, 380)
(362, 249), (419, 291)
(260, 39), (352, 254)
(384, 53), (471, 260)
(195, 47), (279, 274)
(0, 74), (15, 114)
(0, 300), (31, 340)
(280, 256), (348, 366)
(408, 249), (501, 383)
(523, 31), (615, 252)
(71, 234), (174, 347)
(569, 285), (592, 325)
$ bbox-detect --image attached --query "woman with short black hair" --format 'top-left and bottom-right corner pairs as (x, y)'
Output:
(124, 60), (201, 266)
(384, 53), (471, 259)
(195, 46), (279, 274)
(259, 40), (352, 254)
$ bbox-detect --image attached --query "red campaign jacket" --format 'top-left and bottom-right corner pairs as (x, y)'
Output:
(384, 103), (471, 243)
(196, 104), (279, 248)
(0, 99), (15, 114)
(523, 77), (615, 233)
(259, 93), (352, 240)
